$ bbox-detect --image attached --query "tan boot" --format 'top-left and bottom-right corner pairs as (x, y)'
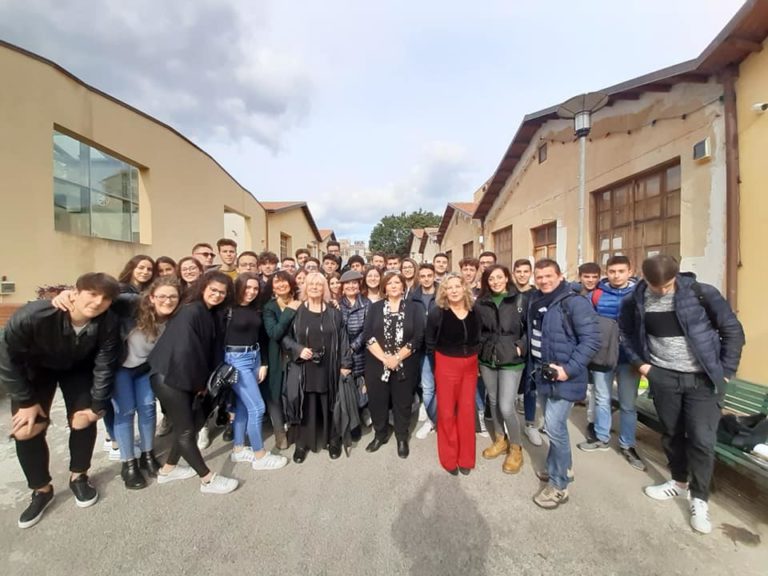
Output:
(503, 444), (523, 474)
(482, 434), (508, 460)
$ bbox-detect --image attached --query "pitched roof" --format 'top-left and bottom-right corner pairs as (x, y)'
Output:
(419, 227), (440, 253)
(318, 228), (336, 241)
(437, 202), (479, 243)
(261, 201), (322, 242)
(411, 228), (425, 239)
(474, 0), (768, 221)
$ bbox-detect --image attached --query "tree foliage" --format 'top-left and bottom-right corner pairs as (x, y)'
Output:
(369, 209), (442, 256)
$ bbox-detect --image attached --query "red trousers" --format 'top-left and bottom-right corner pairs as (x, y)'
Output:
(435, 352), (478, 471)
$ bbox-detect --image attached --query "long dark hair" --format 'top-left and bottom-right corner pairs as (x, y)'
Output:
(155, 256), (177, 276)
(479, 264), (513, 298)
(234, 272), (262, 308)
(136, 276), (181, 341)
(176, 256), (204, 292)
(185, 270), (234, 309)
(118, 255), (156, 290)
(270, 270), (299, 300)
(361, 265), (381, 298)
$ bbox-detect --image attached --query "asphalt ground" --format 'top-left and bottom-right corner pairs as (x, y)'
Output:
(1, 393), (766, 576)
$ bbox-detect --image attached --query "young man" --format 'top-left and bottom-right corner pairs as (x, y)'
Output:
(512, 259), (533, 293)
(409, 264), (439, 440)
(459, 257), (480, 297)
(386, 255), (402, 272)
(258, 251), (279, 281)
(322, 254), (340, 277)
(281, 256), (297, 274)
(371, 252), (386, 270)
(0, 273), (121, 528)
(192, 243), (216, 269)
(216, 238), (238, 279)
(295, 248), (311, 268)
(528, 259), (600, 510)
(620, 255), (744, 534)
(478, 251), (497, 274)
(578, 256), (645, 471)
(347, 255), (366, 273)
(304, 257), (320, 273)
(326, 241), (341, 257)
(433, 253), (449, 283)
(236, 251), (259, 274)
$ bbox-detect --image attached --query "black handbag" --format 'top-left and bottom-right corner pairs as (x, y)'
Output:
(207, 362), (238, 399)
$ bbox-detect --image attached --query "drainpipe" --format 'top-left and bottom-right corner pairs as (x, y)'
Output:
(721, 65), (741, 309)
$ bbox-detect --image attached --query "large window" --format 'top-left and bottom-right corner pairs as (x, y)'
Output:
(492, 225), (513, 268)
(462, 241), (474, 259)
(594, 163), (680, 266)
(280, 233), (291, 260)
(53, 130), (139, 243)
(532, 222), (557, 260)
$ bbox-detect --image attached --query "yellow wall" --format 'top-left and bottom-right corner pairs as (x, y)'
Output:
(266, 210), (319, 259)
(0, 44), (267, 302)
(736, 37), (768, 384)
(440, 211), (481, 269)
(484, 82), (726, 283)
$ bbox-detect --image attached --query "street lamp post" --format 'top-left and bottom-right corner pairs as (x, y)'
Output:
(557, 93), (608, 266)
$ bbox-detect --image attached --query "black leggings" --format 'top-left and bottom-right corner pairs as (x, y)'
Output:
(150, 374), (210, 477)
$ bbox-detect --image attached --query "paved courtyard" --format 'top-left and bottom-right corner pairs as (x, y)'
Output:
(1, 394), (765, 576)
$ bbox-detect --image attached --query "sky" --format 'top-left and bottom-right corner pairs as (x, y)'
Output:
(0, 0), (745, 242)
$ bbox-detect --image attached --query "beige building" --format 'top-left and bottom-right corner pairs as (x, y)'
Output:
(261, 202), (322, 260)
(0, 40), (269, 305)
(406, 229), (425, 263)
(317, 228), (337, 257)
(418, 227), (440, 264)
(437, 202), (480, 270)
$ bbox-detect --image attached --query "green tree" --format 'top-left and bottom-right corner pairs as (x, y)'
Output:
(369, 209), (441, 256)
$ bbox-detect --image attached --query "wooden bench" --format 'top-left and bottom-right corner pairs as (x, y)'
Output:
(635, 378), (768, 487)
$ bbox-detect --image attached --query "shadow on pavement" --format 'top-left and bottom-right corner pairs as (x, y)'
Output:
(392, 472), (490, 576)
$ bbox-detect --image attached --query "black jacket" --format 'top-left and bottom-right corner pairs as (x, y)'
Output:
(474, 288), (529, 366)
(148, 301), (225, 393)
(0, 300), (120, 412)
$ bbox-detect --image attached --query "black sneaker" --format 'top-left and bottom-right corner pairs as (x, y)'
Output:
(18, 488), (54, 529)
(586, 422), (596, 441)
(222, 423), (234, 442)
(69, 474), (99, 508)
(621, 447), (647, 471)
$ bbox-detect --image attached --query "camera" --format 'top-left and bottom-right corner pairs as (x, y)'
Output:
(542, 365), (560, 382)
(311, 347), (326, 364)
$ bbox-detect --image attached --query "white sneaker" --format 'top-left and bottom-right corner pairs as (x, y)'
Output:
(157, 464), (197, 484)
(415, 421), (434, 440)
(251, 453), (288, 471)
(102, 439), (113, 452)
(524, 424), (543, 447)
(418, 404), (427, 422)
(230, 448), (255, 463)
(107, 444), (140, 461)
(200, 473), (238, 495)
(689, 498), (712, 534)
(197, 427), (211, 450)
(644, 479), (689, 501)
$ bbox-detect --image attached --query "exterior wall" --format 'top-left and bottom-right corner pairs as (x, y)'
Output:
(484, 82), (726, 283)
(421, 232), (440, 264)
(736, 37), (768, 384)
(266, 210), (318, 258)
(440, 212), (482, 266)
(0, 45), (266, 303)
(407, 235), (423, 263)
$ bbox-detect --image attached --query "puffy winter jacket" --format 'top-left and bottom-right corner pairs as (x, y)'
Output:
(619, 273), (745, 395)
(527, 286), (601, 401)
(340, 295), (370, 376)
(474, 288), (529, 366)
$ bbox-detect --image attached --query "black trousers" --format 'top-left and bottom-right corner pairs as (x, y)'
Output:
(11, 367), (96, 490)
(150, 374), (210, 477)
(648, 366), (721, 501)
(367, 370), (415, 442)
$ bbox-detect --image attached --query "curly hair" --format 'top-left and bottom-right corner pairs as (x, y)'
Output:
(435, 273), (474, 311)
(135, 276), (181, 341)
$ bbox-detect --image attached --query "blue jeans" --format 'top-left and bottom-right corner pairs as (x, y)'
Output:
(591, 363), (640, 448)
(543, 395), (574, 490)
(475, 374), (486, 412)
(524, 388), (537, 425)
(225, 349), (266, 451)
(421, 356), (437, 423)
(112, 367), (156, 461)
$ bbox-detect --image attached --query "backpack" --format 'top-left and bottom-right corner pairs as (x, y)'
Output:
(717, 413), (768, 452)
(561, 293), (616, 371)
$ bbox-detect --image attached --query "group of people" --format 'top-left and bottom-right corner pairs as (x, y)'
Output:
(0, 237), (745, 537)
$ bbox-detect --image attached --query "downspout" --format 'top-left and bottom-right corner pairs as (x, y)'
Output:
(721, 65), (741, 309)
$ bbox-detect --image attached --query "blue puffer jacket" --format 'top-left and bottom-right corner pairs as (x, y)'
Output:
(592, 278), (637, 363)
(619, 273), (745, 395)
(528, 285), (601, 401)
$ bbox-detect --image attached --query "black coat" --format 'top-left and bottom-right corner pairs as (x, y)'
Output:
(474, 289), (529, 366)
(148, 301), (224, 393)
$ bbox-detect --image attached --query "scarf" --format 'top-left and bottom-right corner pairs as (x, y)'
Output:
(381, 298), (406, 382)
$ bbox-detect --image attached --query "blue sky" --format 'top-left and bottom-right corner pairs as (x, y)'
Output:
(0, 0), (744, 240)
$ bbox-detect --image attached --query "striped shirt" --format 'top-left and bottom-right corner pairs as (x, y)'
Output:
(643, 287), (703, 373)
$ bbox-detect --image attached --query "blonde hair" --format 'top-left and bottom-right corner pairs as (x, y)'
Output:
(300, 271), (331, 303)
(435, 273), (473, 311)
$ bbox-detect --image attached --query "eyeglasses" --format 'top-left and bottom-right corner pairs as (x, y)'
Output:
(207, 288), (226, 296)
(194, 252), (215, 259)
(238, 262), (258, 269)
(153, 295), (179, 301)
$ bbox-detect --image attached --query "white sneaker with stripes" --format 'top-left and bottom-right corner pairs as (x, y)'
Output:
(644, 479), (689, 501)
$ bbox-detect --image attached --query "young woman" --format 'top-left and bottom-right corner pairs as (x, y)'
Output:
(338, 270), (372, 428)
(176, 256), (204, 295)
(427, 274), (480, 475)
(148, 271), (239, 495)
(401, 258), (418, 298)
(155, 256), (177, 278)
(281, 272), (352, 463)
(294, 268), (307, 294)
(362, 265), (382, 303)
(117, 255), (156, 294)
(262, 271), (301, 450)
(114, 276), (180, 489)
(363, 272), (424, 459)
(226, 273), (288, 470)
(474, 265), (528, 474)
(328, 272), (342, 302)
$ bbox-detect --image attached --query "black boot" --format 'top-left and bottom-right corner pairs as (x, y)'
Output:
(121, 459), (147, 490)
(139, 451), (162, 477)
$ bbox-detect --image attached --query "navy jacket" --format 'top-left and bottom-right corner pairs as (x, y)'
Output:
(527, 285), (601, 401)
(619, 273), (745, 395)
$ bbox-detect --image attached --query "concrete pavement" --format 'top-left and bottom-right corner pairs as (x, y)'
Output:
(1, 394), (765, 576)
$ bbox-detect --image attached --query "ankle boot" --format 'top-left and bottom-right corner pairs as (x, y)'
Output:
(139, 451), (162, 477)
(503, 444), (523, 474)
(121, 459), (148, 489)
(482, 434), (509, 460)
